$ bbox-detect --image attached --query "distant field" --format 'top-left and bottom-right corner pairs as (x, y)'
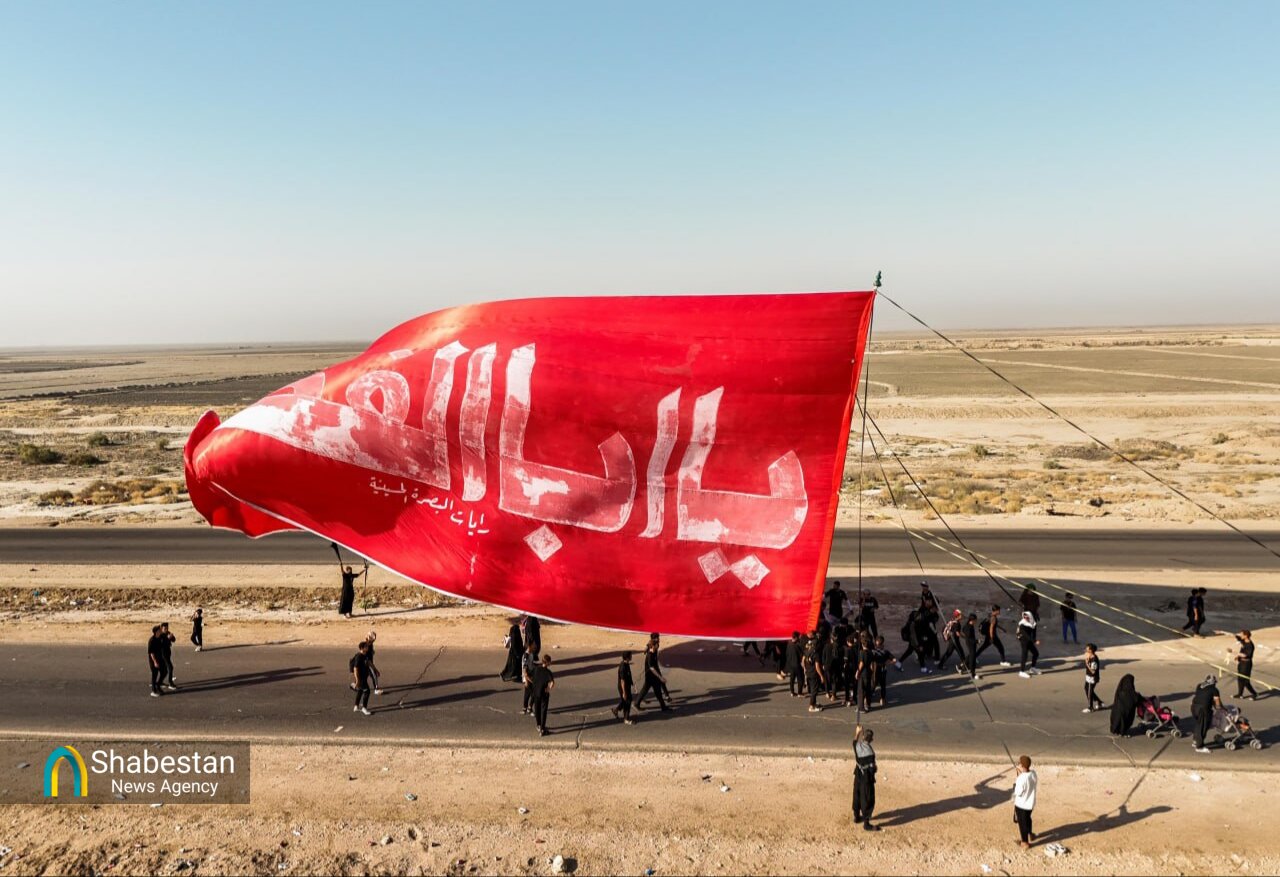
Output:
(869, 344), (1280, 397)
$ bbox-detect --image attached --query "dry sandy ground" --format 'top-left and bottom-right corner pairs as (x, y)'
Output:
(2, 746), (1275, 876)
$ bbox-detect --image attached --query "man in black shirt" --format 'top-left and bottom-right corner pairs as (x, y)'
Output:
(190, 608), (204, 652)
(1061, 593), (1078, 644)
(826, 580), (848, 623)
(871, 636), (890, 706)
(803, 631), (825, 712)
(1191, 675), (1222, 752)
(612, 651), (635, 724)
(1234, 630), (1258, 699)
(349, 641), (373, 715)
(147, 626), (165, 697)
(159, 622), (178, 690)
(634, 641), (669, 712)
(531, 654), (555, 736)
(860, 592), (879, 638)
(784, 631), (804, 697)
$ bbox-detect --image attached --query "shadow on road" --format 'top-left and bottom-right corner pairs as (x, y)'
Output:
(198, 639), (304, 652)
(176, 666), (324, 693)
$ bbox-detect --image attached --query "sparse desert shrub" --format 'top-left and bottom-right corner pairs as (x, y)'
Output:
(75, 478), (185, 506)
(1114, 438), (1188, 461)
(1044, 459), (1065, 470)
(86, 432), (112, 447)
(1049, 444), (1112, 462)
(154, 437), (170, 451)
(1211, 432), (1229, 445)
(18, 443), (63, 465)
(37, 489), (75, 506)
(972, 444), (991, 459)
(66, 452), (102, 466)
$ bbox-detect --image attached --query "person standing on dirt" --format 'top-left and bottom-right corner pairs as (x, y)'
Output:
(852, 724), (880, 831)
(159, 622), (178, 690)
(147, 625), (166, 697)
(349, 640), (373, 716)
(1061, 593), (1079, 644)
(531, 654), (555, 736)
(977, 605), (1012, 667)
(338, 562), (366, 618)
(1012, 755), (1038, 849)
(1191, 674), (1222, 753)
(190, 608), (204, 652)
(612, 651), (635, 725)
(1016, 612), (1041, 678)
(1233, 630), (1258, 700)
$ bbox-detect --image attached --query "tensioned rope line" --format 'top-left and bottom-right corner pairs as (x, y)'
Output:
(860, 403), (1272, 690)
(856, 399), (1025, 610)
(853, 309), (876, 731)
(874, 288), (1280, 564)
(907, 524), (1275, 692)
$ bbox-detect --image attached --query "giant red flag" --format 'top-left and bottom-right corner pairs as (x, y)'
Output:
(185, 291), (875, 638)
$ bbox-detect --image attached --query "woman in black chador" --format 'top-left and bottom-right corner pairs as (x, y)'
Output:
(1109, 673), (1142, 737)
(500, 618), (525, 682)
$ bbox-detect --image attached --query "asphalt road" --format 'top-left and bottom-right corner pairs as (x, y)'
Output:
(1, 641), (1273, 769)
(4, 526), (1277, 571)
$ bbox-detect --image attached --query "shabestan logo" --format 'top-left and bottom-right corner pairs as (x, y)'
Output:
(44, 746), (89, 797)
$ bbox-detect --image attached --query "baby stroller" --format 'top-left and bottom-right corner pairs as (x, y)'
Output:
(1137, 696), (1183, 739)
(1212, 705), (1264, 751)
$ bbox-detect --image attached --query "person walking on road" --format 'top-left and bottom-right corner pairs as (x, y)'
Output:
(937, 610), (965, 672)
(500, 618), (524, 682)
(871, 635), (891, 706)
(147, 625), (165, 697)
(852, 724), (880, 831)
(977, 605), (1011, 667)
(1020, 584), (1041, 622)
(520, 641), (538, 715)
(349, 640), (373, 716)
(803, 630), (825, 713)
(859, 591), (880, 639)
(1016, 612), (1041, 678)
(522, 615), (542, 656)
(159, 622), (178, 690)
(363, 630), (383, 695)
(1233, 630), (1258, 700)
(1012, 755), (1038, 849)
(1061, 593), (1079, 644)
(531, 654), (555, 736)
(612, 651), (635, 724)
(634, 640), (670, 712)
(1191, 675), (1222, 753)
(784, 631), (804, 696)
(1182, 588), (1206, 637)
(1083, 643), (1104, 712)
(190, 608), (204, 652)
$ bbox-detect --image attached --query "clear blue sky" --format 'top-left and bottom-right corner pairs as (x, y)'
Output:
(2, 2), (1277, 346)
